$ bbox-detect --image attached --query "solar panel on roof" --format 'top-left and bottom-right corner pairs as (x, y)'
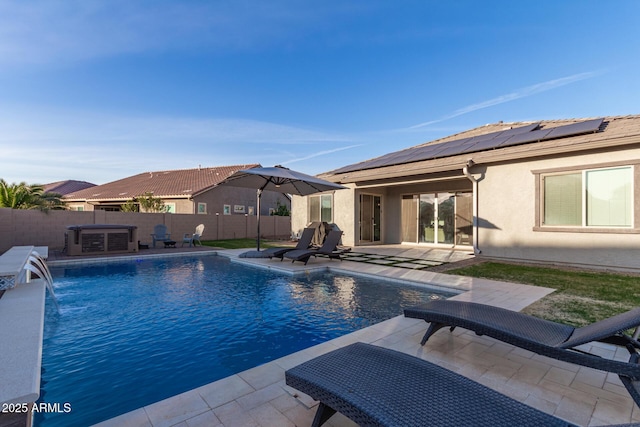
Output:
(497, 128), (552, 147)
(542, 118), (603, 140)
(376, 150), (418, 166)
(354, 158), (391, 170)
(402, 145), (443, 163)
(378, 147), (426, 166)
(458, 134), (513, 154)
(331, 119), (602, 175)
(332, 162), (370, 174)
(406, 137), (484, 163)
(498, 123), (540, 137)
(414, 138), (473, 160)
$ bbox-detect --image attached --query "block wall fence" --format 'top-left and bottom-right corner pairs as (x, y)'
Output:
(0, 208), (291, 254)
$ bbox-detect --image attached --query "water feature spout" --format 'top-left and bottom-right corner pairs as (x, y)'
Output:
(26, 252), (59, 312)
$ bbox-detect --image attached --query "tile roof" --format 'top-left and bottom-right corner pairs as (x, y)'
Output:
(43, 180), (96, 195)
(64, 164), (260, 201)
(323, 115), (640, 182)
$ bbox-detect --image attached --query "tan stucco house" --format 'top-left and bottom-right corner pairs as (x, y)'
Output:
(292, 115), (640, 272)
(64, 164), (290, 216)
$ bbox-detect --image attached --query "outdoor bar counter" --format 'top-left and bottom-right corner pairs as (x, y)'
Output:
(66, 224), (138, 256)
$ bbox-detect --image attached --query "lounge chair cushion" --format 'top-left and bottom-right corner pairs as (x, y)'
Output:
(264, 227), (316, 259)
(284, 230), (343, 264)
(285, 342), (577, 427)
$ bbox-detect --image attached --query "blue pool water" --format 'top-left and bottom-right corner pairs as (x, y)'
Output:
(37, 255), (452, 426)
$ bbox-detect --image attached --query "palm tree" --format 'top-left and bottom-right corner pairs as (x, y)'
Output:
(37, 188), (66, 210)
(0, 179), (64, 211)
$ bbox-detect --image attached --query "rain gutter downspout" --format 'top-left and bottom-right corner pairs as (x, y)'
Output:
(463, 159), (481, 255)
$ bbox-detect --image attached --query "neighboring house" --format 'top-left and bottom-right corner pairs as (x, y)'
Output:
(64, 164), (290, 216)
(43, 180), (96, 196)
(292, 115), (640, 272)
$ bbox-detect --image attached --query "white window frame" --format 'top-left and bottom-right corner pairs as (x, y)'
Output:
(197, 202), (207, 214)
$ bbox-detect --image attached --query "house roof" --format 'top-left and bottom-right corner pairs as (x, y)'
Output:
(64, 164), (260, 201)
(323, 115), (640, 183)
(43, 180), (96, 195)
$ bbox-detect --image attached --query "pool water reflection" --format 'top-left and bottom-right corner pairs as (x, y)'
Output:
(37, 255), (452, 426)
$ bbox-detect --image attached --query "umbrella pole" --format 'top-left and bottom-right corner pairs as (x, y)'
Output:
(256, 188), (262, 251)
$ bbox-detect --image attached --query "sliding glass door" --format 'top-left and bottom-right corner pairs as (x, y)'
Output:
(402, 192), (472, 246)
(360, 194), (381, 243)
(419, 194), (436, 243)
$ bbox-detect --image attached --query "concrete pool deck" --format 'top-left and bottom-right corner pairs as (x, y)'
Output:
(72, 246), (639, 426)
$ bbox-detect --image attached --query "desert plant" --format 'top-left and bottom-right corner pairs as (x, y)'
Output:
(271, 199), (290, 216)
(136, 192), (168, 213)
(120, 200), (139, 212)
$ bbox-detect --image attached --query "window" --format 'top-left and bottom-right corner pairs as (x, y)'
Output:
(165, 203), (176, 214)
(197, 203), (207, 214)
(544, 173), (581, 226)
(223, 204), (230, 215)
(543, 166), (632, 227)
(70, 205), (84, 211)
(309, 194), (333, 222)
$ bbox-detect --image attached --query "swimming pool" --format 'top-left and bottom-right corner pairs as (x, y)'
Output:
(37, 255), (453, 426)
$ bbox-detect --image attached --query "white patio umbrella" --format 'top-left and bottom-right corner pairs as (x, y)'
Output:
(218, 165), (346, 254)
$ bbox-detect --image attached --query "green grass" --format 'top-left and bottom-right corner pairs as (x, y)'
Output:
(447, 262), (640, 326)
(200, 238), (282, 250)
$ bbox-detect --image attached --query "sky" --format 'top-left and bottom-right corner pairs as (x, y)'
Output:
(1, 0), (639, 186)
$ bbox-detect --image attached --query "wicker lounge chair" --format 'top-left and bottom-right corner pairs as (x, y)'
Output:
(286, 342), (589, 427)
(404, 299), (640, 406)
(262, 227), (315, 260)
(283, 230), (344, 265)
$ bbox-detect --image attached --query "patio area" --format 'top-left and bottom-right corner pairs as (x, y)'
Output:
(50, 245), (639, 426)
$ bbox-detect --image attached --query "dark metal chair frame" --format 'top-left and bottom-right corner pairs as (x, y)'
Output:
(404, 299), (640, 406)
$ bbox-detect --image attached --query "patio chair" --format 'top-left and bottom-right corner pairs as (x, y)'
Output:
(404, 299), (640, 406)
(283, 230), (344, 265)
(151, 224), (171, 248)
(286, 342), (594, 427)
(182, 224), (204, 247)
(263, 227), (315, 260)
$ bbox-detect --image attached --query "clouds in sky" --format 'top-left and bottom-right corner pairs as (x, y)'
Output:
(408, 71), (606, 129)
(0, 108), (355, 183)
(0, 1), (634, 185)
